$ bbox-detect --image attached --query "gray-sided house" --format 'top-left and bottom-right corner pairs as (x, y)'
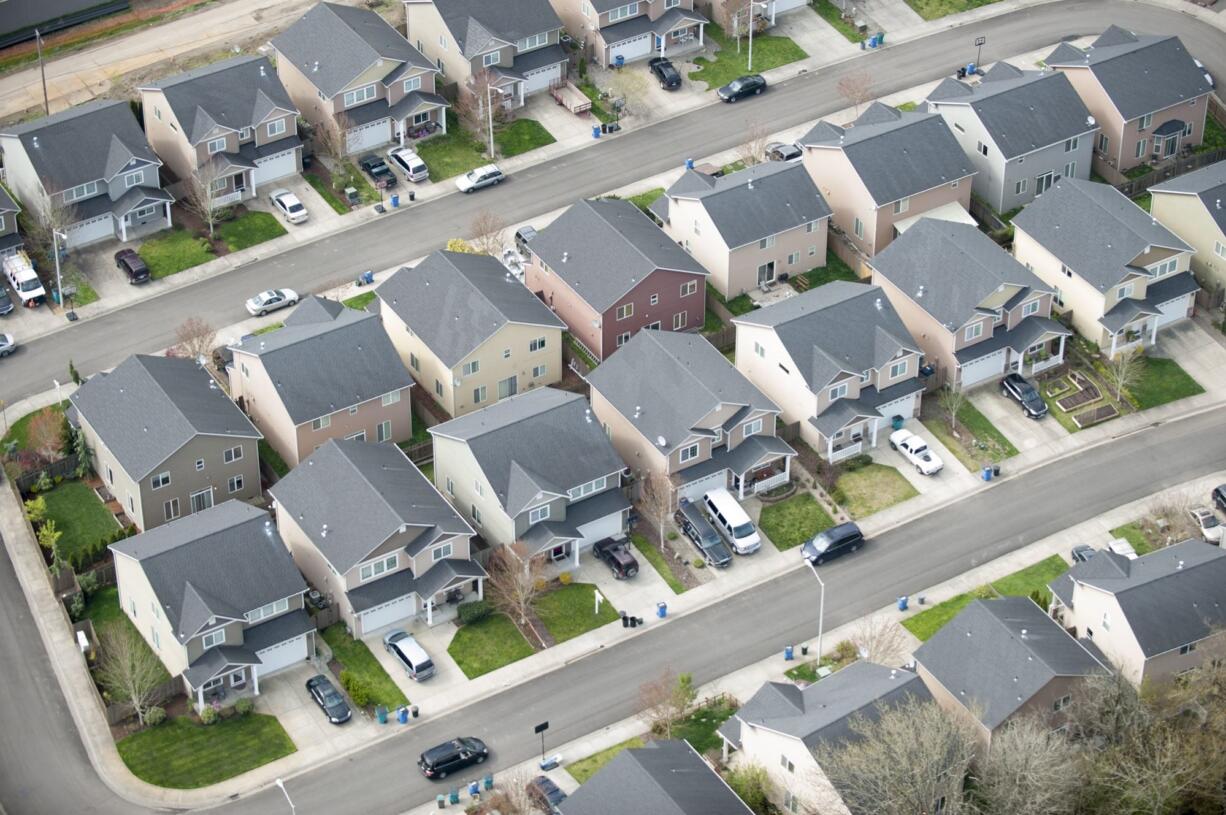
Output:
(1149, 159), (1226, 302)
(0, 184), (22, 257)
(548, 0), (708, 67)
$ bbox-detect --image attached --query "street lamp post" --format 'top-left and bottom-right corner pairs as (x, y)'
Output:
(486, 86), (498, 159)
(274, 778), (296, 815)
(746, 0), (770, 72)
(52, 229), (68, 318)
(804, 559), (826, 662)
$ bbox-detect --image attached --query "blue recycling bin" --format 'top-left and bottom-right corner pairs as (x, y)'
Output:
(484, 774), (494, 791)
(362, 270), (374, 285)
(615, 55), (625, 68)
(784, 645), (794, 661)
(468, 780), (480, 798)
(897, 595), (909, 612)
(869, 34), (878, 48)
(685, 158), (695, 169)
(967, 63), (976, 75)
(982, 465), (992, 482)
(390, 193), (400, 208)
(657, 601), (667, 618)
(891, 415), (905, 431)
(592, 125), (602, 139)
(397, 706), (408, 724)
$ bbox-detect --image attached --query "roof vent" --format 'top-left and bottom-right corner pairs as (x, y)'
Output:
(657, 435), (667, 447)
(747, 178), (754, 190)
(916, 285), (925, 298)
(321, 523), (328, 538)
(1087, 115), (1096, 127)
(1020, 628), (1028, 639)
(875, 297), (882, 311)
(32, 136), (39, 148)
(312, 61), (319, 72)
(259, 65), (266, 77)
(585, 408), (592, 423)
(1177, 560), (1184, 570)
(562, 251), (569, 263)
(634, 405), (641, 418)
(1216, 199), (1222, 210)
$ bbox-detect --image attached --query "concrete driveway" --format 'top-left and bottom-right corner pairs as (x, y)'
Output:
(1154, 321), (1226, 398)
(871, 419), (978, 496)
(363, 621), (468, 711)
(254, 663), (378, 753)
(245, 175), (348, 240)
(969, 383), (1068, 454)
(773, 5), (861, 58)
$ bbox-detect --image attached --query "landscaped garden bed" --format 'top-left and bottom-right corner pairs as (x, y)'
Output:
(784, 639), (858, 684)
(1072, 403), (1119, 428)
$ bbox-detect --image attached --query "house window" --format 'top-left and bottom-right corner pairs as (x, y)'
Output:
(432, 542), (453, 561)
(860, 370), (871, 383)
(1149, 258), (1177, 277)
(1102, 612), (1111, 631)
(439, 34), (447, 49)
(445, 477), (455, 495)
(403, 76), (422, 94)
(1063, 160), (1076, 178)
(502, 348), (512, 360)
(210, 177), (227, 193)
(616, 331), (631, 347)
(471, 505), (482, 526)
(224, 445), (243, 463)
(977, 141), (988, 156)
(889, 359), (909, 378)
(759, 235), (776, 249)
(377, 420), (392, 443)
(568, 476), (607, 499)
(1053, 287), (1064, 308)
(343, 84), (377, 108)
(645, 321), (661, 330)
(665, 0), (680, 7)
(1139, 113), (1152, 130)
(267, 119), (286, 138)
(528, 504), (551, 524)
(853, 218), (864, 239)
(154, 107), (162, 121)
(532, 364), (547, 378)
(1061, 263), (1074, 278)
(1022, 299), (1040, 317)
(1180, 642), (1198, 656)
(359, 554), (398, 582)
(787, 252), (800, 265)
(473, 385), (487, 403)
(482, 51), (499, 67)
(829, 383), (848, 401)
(107, 466), (114, 485)
(228, 475), (244, 494)
(964, 322), (983, 341)
(195, 459), (205, 471)
(616, 303), (634, 320)
(462, 359), (480, 376)
(63, 181), (99, 202)
(124, 170), (143, 188)
(240, 363), (249, 378)
(680, 443), (700, 462)
(151, 472), (171, 490)
(650, 293), (659, 306)
(808, 245), (817, 256)
(1053, 694), (1072, 712)
(1098, 133), (1109, 153)
(607, 2), (639, 23)
(1135, 139), (1147, 159)
(1215, 241), (1226, 260)
(239, 127), (252, 140)
(530, 336), (547, 352)
(152, 629), (160, 649)
(780, 755), (795, 773)
(517, 32), (548, 51)
(743, 418), (763, 437)
(805, 220), (818, 233)
(1183, 122), (1194, 138)
(783, 791), (799, 813)
(1064, 136), (1079, 152)
(680, 280), (697, 297)
(1117, 283), (1133, 299)
(754, 341), (765, 358)
(378, 389), (402, 408)
(247, 597), (289, 623)
(163, 499), (180, 521)
(312, 415), (331, 431)
(1014, 178), (1028, 195)
(673, 311), (687, 330)
(409, 352), (419, 371)
(201, 628), (226, 649)
(207, 137), (227, 154)
(893, 197), (909, 215)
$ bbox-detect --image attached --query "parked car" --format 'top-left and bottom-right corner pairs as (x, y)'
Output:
(593, 538), (639, 579)
(1000, 372), (1048, 419)
(1189, 506), (1224, 543)
(268, 189), (309, 224)
(305, 674), (351, 724)
(1070, 544), (1096, 563)
(1107, 537), (1138, 559)
(388, 147), (429, 182)
(1214, 484), (1226, 514)
(0, 333), (15, 358)
(359, 154), (397, 188)
(648, 56), (681, 89)
(703, 488), (761, 554)
(675, 498), (732, 567)
(113, 248), (150, 284)
(765, 141), (802, 162)
(717, 74), (766, 103)
(456, 164), (505, 193)
(245, 288), (298, 316)
(888, 429), (943, 475)
(527, 775), (567, 813)
(802, 522), (864, 566)
(0, 287), (14, 316)
(418, 737), (489, 779)
(383, 630), (436, 681)
(514, 225), (538, 257)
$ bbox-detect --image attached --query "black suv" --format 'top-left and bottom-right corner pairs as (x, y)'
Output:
(648, 57), (681, 89)
(802, 522), (864, 566)
(359, 154), (398, 189)
(675, 498), (732, 567)
(1213, 484), (1226, 514)
(594, 538), (639, 579)
(1000, 372), (1047, 419)
(114, 248), (150, 284)
(418, 737), (489, 779)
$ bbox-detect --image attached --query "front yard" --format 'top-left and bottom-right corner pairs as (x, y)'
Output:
(1110, 522), (1157, 556)
(1, 401), (67, 452)
(1127, 357), (1203, 410)
(42, 480), (119, 564)
(758, 492), (832, 551)
(567, 736), (645, 783)
(216, 211), (286, 253)
(138, 229), (215, 279)
(494, 119), (556, 158)
(812, 0), (862, 43)
(631, 532), (687, 594)
(627, 187), (665, 213)
(921, 398), (1018, 471)
(117, 714), (295, 789)
(534, 583), (619, 643)
(413, 111), (487, 181)
(904, 0), (1001, 20)
(687, 24), (807, 91)
(342, 291), (376, 311)
(835, 464), (918, 519)
(320, 624), (408, 709)
(447, 613), (535, 679)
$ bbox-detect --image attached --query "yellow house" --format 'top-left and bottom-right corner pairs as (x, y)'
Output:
(1149, 159), (1226, 305)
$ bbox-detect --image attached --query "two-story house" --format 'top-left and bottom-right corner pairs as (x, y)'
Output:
(429, 387), (629, 567)
(376, 250), (565, 418)
(1047, 26), (1211, 174)
(925, 62), (1097, 214)
(0, 185), (21, 257)
(650, 161), (831, 298)
(69, 355), (262, 532)
(588, 329), (795, 503)
(405, 0), (568, 109)
(140, 55), (302, 207)
(110, 500), (314, 707)
(707, 0), (809, 35)
(270, 438), (485, 636)
(272, 2), (449, 155)
(1149, 159), (1226, 302)
(549, 0), (708, 67)
(0, 100), (172, 248)
(227, 295), (414, 468)
(732, 281), (925, 462)
(870, 218), (1071, 390)
(797, 102), (975, 258)
(1012, 178), (1198, 357)
(915, 597), (1108, 750)
(1048, 540), (1226, 686)
(526, 198), (709, 361)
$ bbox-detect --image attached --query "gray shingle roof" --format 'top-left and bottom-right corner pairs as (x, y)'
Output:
(269, 438), (472, 573)
(531, 199), (708, 312)
(798, 103), (975, 206)
(915, 597), (1107, 730)
(110, 501), (306, 643)
(377, 251), (564, 368)
(229, 296), (412, 425)
(0, 184), (18, 214)
(1150, 159), (1226, 237)
(70, 355), (259, 481)
(1046, 27), (1211, 121)
(431, 0), (562, 59)
(1012, 178), (1192, 292)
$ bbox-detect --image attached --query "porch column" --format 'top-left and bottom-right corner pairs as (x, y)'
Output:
(119, 217), (128, 243)
(426, 598), (434, 626)
(722, 739), (730, 764)
(197, 685), (204, 709)
(252, 666), (260, 696)
(573, 542), (580, 568)
(698, 23), (704, 46)
(738, 471), (746, 500)
(477, 579), (484, 601)
(827, 435), (834, 460)
(164, 201), (173, 228)
(1055, 334), (1066, 363)
(870, 418), (879, 448)
(441, 109), (447, 135)
(783, 455), (790, 482)
(1150, 318), (1158, 345)
(1109, 331), (1118, 358)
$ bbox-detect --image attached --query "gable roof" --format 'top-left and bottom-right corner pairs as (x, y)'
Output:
(431, 0), (563, 59)
(70, 355), (259, 481)
(377, 251), (565, 368)
(798, 103), (975, 206)
(272, 2), (434, 98)
(734, 281), (920, 392)
(0, 184), (18, 215)
(430, 388), (625, 517)
(588, 330), (779, 453)
(531, 198), (708, 312)
(1149, 158), (1226, 237)
(1045, 27), (1211, 121)
(110, 501), (306, 643)
(1012, 178), (1192, 291)
(915, 597), (1107, 730)
(144, 56), (298, 145)
(229, 296), (411, 424)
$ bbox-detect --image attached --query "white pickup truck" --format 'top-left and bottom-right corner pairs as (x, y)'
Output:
(889, 429), (944, 475)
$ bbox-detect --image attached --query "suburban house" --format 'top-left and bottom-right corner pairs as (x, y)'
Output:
(1046, 26), (1212, 174)
(925, 62), (1097, 214)
(797, 102), (975, 259)
(1012, 178), (1198, 356)
(139, 55), (302, 207)
(1149, 159), (1226, 303)
(732, 281), (926, 462)
(0, 100), (172, 248)
(650, 161), (832, 298)
(272, 2), (448, 155)
(110, 500), (314, 707)
(0, 185), (21, 257)
(69, 355), (262, 532)
(707, 0), (809, 35)
(547, 0), (708, 67)
(227, 295), (414, 469)
(870, 218), (1070, 390)
(526, 198), (709, 361)
(559, 740), (753, 815)
(1048, 539), (1226, 686)
(404, 0), (568, 109)
(914, 597), (1107, 748)
(269, 439), (485, 636)
(717, 662), (933, 815)
(428, 387), (630, 567)
(376, 250), (566, 418)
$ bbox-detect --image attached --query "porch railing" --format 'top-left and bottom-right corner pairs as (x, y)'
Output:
(216, 190), (244, 207)
(1030, 355), (1062, 374)
(829, 441), (862, 463)
(752, 471), (789, 494)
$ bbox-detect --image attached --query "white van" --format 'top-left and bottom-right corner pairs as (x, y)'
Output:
(702, 488), (761, 554)
(2, 252), (46, 307)
(388, 147), (429, 182)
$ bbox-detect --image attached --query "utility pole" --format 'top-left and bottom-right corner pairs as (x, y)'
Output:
(36, 29), (50, 115)
(486, 87), (496, 159)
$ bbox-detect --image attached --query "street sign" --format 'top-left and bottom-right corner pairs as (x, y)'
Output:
(534, 721), (549, 734)
(974, 36), (986, 46)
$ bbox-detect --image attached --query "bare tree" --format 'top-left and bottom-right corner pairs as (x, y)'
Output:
(314, 112), (352, 160)
(457, 71), (509, 157)
(722, 0), (754, 42)
(850, 615), (911, 667)
(469, 210), (507, 256)
(23, 192), (77, 280)
(95, 625), (165, 726)
(481, 769), (538, 815)
(638, 470), (675, 543)
(27, 407), (65, 463)
(1102, 346), (1143, 403)
(1145, 488), (1198, 545)
(175, 317), (217, 362)
(182, 160), (230, 240)
(1064, 673), (1149, 750)
(1092, 724), (1205, 815)
(938, 385), (966, 432)
(485, 547), (547, 647)
(837, 71), (875, 119)
(638, 667), (696, 739)
(736, 120), (770, 168)
(972, 717), (1080, 815)
(607, 68), (649, 118)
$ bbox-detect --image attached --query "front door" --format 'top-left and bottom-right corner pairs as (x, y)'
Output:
(190, 488), (214, 514)
(757, 261), (775, 286)
(1035, 171), (1054, 196)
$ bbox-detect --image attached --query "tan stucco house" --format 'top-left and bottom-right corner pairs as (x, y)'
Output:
(1149, 159), (1226, 305)
(548, 0), (707, 67)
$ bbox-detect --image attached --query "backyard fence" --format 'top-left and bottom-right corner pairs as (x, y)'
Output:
(401, 440), (432, 466)
(14, 455), (80, 493)
(704, 324), (736, 352)
(1104, 147), (1226, 198)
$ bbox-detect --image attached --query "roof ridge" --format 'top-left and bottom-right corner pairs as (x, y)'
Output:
(1075, 182), (1174, 248)
(337, 440), (413, 535)
(623, 747), (691, 815)
(648, 331), (726, 414)
(441, 251), (515, 323)
(132, 356), (200, 445)
(586, 198), (661, 272)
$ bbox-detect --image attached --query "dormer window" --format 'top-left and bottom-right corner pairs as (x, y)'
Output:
(743, 418), (763, 437)
(482, 51), (499, 67)
(1021, 299), (1040, 317)
(829, 382), (848, 401)
(992, 308), (1003, 324)
(1117, 283), (1134, 300)
(679, 443), (700, 462)
(239, 127), (252, 140)
(201, 628), (226, 649)
(860, 370), (871, 383)
(1148, 257), (1177, 277)
(403, 76), (422, 94)
(64, 181), (99, 202)
(207, 137), (227, 154)
(964, 322), (983, 341)
(517, 32), (549, 51)
(267, 119), (286, 138)
(528, 504), (551, 524)
(124, 170), (143, 188)
(608, 2), (639, 22)
(343, 84), (377, 108)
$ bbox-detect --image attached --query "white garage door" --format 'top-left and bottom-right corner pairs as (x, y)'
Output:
(524, 63), (562, 95)
(678, 470), (729, 503)
(346, 119), (392, 154)
(576, 510), (628, 548)
(253, 149), (298, 187)
(771, 0), (808, 14)
(1154, 294), (1192, 328)
(876, 391), (919, 421)
(359, 594), (414, 635)
(65, 214), (114, 249)
(959, 349), (1007, 389)
(256, 633), (309, 675)
(608, 34), (651, 65)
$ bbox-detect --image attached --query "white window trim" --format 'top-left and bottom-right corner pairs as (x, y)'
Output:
(616, 303), (634, 320)
(608, 2), (639, 22)
(382, 390), (402, 407)
(359, 554), (398, 583)
(246, 597), (290, 623)
(673, 311), (687, 330)
(432, 541), (454, 561)
(889, 359), (909, 378)
(228, 474), (244, 494)
(679, 443), (700, 463)
(124, 170), (142, 188)
(403, 76), (422, 94)
(964, 322), (983, 341)
(680, 280), (697, 297)
(266, 118), (286, 138)
(528, 504), (551, 524)
(201, 627), (227, 650)
(829, 382), (848, 401)
(343, 84), (377, 109)
(1021, 299), (1040, 317)
(64, 181), (100, 202)
(482, 51), (500, 67)
(312, 415), (331, 431)
(152, 471), (171, 490)
(206, 137), (227, 155)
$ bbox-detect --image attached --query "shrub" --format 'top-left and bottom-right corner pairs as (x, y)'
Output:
(24, 495), (47, 524)
(77, 569), (99, 596)
(37, 519), (61, 551)
(579, 57), (587, 78)
(144, 706), (166, 726)
(340, 670), (373, 708)
(693, 558), (706, 569)
(32, 471), (53, 493)
(833, 639), (858, 663)
(199, 706), (219, 725)
(558, 571), (573, 586)
(457, 599), (492, 626)
(666, 531), (678, 541)
(69, 593), (85, 621)
(842, 454), (874, 471)
(234, 697), (255, 717)
(724, 764), (771, 814)
(829, 487), (847, 505)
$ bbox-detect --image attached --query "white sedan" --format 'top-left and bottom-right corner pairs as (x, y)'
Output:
(245, 289), (299, 317)
(269, 189), (309, 224)
(1189, 506), (1224, 543)
(888, 429), (944, 475)
(0, 333), (16, 358)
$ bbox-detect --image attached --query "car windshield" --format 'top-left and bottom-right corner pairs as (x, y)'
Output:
(733, 522), (756, 538)
(729, 79), (746, 90)
(417, 659), (434, 673)
(460, 738), (481, 751)
(287, 202), (305, 213)
(1203, 515), (1220, 528)
(19, 279), (41, 292)
(322, 688), (343, 706)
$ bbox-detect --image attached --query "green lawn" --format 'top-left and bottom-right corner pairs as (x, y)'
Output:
(577, 82), (614, 124)
(687, 24), (807, 91)
(921, 399), (1018, 471)
(414, 111), (488, 181)
(794, 249), (859, 291)
(703, 311), (725, 333)
(42, 481), (118, 562)
(707, 282), (755, 316)
(320, 624), (408, 708)
(342, 291), (376, 311)
(83, 587), (172, 682)
(1, 401), (67, 453)
(989, 554), (1067, 607)
(631, 533), (686, 594)
(1198, 116), (1226, 152)
(138, 229), (215, 279)
(495, 119), (556, 158)
(259, 439), (289, 478)
(896, 101), (919, 112)
(70, 278), (100, 307)
(673, 697), (738, 754)
(448, 613), (535, 678)
(1128, 357), (1203, 410)
(812, 0), (862, 43)
(836, 464), (918, 519)
(419, 461), (434, 482)
(534, 583), (619, 643)
(1124, 163), (1152, 180)
(904, 0), (1002, 20)
(758, 492), (832, 551)
(567, 737), (645, 783)
(304, 170), (349, 215)
(628, 187), (665, 213)
(1110, 522), (1156, 556)
(217, 212), (286, 253)
(721, 160), (747, 176)
(1131, 192), (1152, 212)
(117, 714), (295, 789)
(902, 590), (989, 641)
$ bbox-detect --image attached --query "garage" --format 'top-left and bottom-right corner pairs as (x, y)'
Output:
(770, 0), (808, 13)
(346, 118), (392, 154)
(1154, 293), (1193, 328)
(523, 62), (563, 95)
(255, 633), (310, 675)
(678, 470), (729, 503)
(958, 348), (1007, 389)
(876, 391), (920, 421)
(576, 510), (629, 548)
(253, 148), (299, 187)
(607, 33), (651, 66)
(65, 214), (114, 248)
(358, 594), (414, 635)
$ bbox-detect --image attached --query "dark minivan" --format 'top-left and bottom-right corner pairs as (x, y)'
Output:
(675, 498), (732, 567)
(419, 737), (489, 779)
(801, 522), (864, 566)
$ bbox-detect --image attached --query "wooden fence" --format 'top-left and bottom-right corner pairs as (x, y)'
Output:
(703, 324), (736, 352)
(401, 440), (432, 465)
(1104, 147), (1226, 198)
(14, 454), (80, 493)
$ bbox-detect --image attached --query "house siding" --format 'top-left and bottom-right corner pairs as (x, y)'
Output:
(998, 137), (1094, 213)
(1150, 191), (1226, 298)
(276, 509), (361, 631)
(589, 387), (670, 480)
(739, 724), (849, 815)
(137, 435), (262, 532)
(405, 2), (472, 85)
(114, 551), (191, 677)
(1116, 96), (1207, 172)
(430, 434), (517, 546)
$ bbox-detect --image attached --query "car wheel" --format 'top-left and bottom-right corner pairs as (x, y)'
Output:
(0, 350), (9, 357)
(889, 441), (897, 450)
(288, 298), (298, 306)
(464, 188), (473, 194)
(476, 755), (486, 764)
(815, 555), (825, 565)
(1000, 385), (1009, 397)
(917, 465), (925, 475)
(755, 87), (763, 94)
(437, 770), (448, 780)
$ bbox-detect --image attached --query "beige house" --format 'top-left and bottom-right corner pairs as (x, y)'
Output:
(1048, 540), (1226, 686)
(270, 439), (485, 637)
(733, 282), (925, 463)
(1013, 178), (1198, 357)
(110, 501), (313, 707)
(707, 0), (810, 35)
(1149, 159), (1226, 305)
(69, 355), (261, 532)
(548, 0), (707, 67)
(0, 185), (22, 257)
(797, 103), (975, 259)
(651, 161), (831, 298)
(227, 296), (414, 468)
(376, 251), (566, 419)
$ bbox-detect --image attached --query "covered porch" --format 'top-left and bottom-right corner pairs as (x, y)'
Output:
(1100, 300), (1160, 358)
(681, 435), (797, 500)
(184, 647), (262, 710)
(390, 90), (450, 143)
(203, 152), (256, 206)
(520, 490), (632, 569)
(415, 559), (488, 627)
(811, 403), (881, 463)
(651, 8), (708, 59)
(112, 187), (173, 242)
